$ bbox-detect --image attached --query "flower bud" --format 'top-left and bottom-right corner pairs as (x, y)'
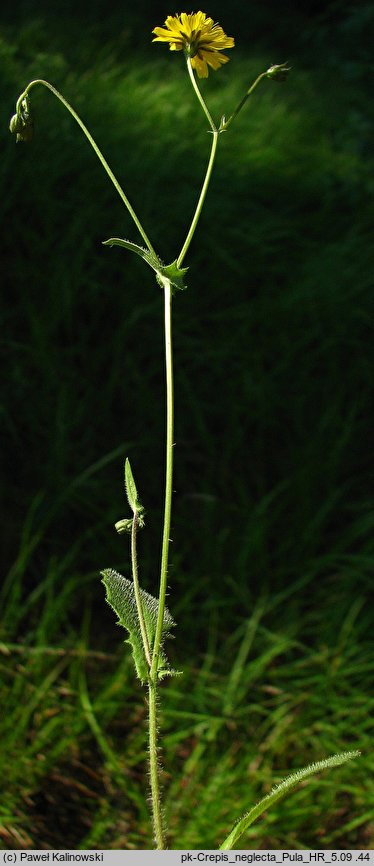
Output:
(9, 113), (23, 134)
(266, 63), (291, 82)
(9, 94), (33, 142)
(114, 518), (134, 534)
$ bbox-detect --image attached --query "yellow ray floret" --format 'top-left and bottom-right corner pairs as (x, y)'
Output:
(152, 11), (235, 78)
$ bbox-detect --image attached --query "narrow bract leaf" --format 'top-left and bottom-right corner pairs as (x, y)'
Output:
(219, 750), (360, 850)
(102, 237), (160, 271)
(101, 568), (176, 683)
(125, 457), (142, 515)
(103, 238), (188, 291)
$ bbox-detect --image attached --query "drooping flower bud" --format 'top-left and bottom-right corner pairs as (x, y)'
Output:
(9, 113), (22, 134)
(9, 94), (33, 142)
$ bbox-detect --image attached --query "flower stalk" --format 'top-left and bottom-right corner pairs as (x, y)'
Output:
(185, 54), (217, 131)
(177, 125), (218, 267)
(219, 71), (267, 131)
(11, 80), (156, 257)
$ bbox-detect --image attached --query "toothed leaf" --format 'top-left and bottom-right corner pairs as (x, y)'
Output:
(101, 568), (175, 682)
(156, 260), (189, 292)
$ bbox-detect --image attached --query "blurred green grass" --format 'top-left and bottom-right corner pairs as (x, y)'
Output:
(0, 4), (373, 849)
(0, 586), (372, 848)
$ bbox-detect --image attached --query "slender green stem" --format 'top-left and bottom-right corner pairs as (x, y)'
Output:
(131, 513), (152, 668)
(148, 276), (173, 849)
(177, 59), (219, 267)
(17, 80), (157, 257)
(151, 278), (174, 678)
(177, 128), (218, 267)
(185, 56), (217, 132)
(220, 72), (267, 131)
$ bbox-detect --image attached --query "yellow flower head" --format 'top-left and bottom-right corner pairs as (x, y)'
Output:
(152, 11), (235, 78)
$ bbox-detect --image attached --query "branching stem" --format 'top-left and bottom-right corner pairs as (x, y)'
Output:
(10, 55), (296, 850)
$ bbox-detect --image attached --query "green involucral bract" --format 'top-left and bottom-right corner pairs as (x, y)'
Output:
(101, 568), (176, 683)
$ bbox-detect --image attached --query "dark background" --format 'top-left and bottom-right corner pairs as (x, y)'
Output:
(1, 0), (373, 646)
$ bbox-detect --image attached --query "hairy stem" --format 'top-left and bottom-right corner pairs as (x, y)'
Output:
(17, 80), (157, 257)
(148, 680), (165, 848)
